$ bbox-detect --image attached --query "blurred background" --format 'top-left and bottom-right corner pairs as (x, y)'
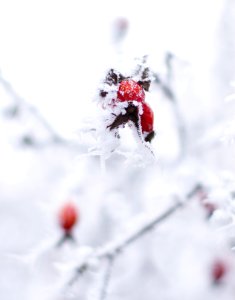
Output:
(1, 0), (235, 299)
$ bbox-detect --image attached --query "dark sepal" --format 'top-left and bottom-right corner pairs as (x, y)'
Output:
(105, 69), (126, 86)
(107, 103), (140, 131)
(144, 130), (155, 143)
(138, 80), (151, 91)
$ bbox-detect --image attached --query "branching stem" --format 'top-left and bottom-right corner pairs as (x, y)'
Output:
(68, 184), (200, 287)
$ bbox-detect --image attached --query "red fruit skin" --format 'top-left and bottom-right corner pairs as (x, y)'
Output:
(59, 203), (78, 233)
(141, 102), (154, 133)
(117, 79), (145, 103)
(212, 260), (227, 283)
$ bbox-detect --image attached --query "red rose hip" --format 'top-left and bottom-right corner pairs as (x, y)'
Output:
(117, 79), (145, 103)
(59, 202), (79, 233)
(141, 102), (154, 133)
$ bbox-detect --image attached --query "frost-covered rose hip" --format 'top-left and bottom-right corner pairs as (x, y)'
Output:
(102, 68), (155, 143)
(59, 202), (79, 233)
(117, 79), (145, 103)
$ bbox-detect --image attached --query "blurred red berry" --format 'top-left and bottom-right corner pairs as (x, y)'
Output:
(141, 102), (154, 133)
(113, 17), (129, 42)
(114, 17), (128, 32)
(212, 260), (227, 284)
(117, 79), (145, 103)
(59, 202), (78, 233)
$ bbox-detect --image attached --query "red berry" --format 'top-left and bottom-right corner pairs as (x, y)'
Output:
(140, 102), (154, 133)
(59, 202), (78, 233)
(211, 260), (227, 283)
(114, 17), (128, 32)
(117, 79), (145, 103)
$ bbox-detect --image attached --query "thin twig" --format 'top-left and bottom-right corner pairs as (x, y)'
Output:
(99, 255), (115, 300)
(0, 70), (80, 149)
(153, 73), (175, 102)
(153, 53), (187, 159)
(110, 200), (183, 254)
(165, 52), (174, 85)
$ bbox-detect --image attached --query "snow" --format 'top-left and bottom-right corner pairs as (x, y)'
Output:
(1, 0), (235, 299)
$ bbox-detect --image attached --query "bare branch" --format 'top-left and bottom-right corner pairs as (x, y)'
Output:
(68, 184), (199, 287)
(0, 70), (80, 149)
(109, 200), (183, 254)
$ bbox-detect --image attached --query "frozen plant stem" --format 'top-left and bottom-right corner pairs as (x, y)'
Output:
(69, 184), (199, 286)
(112, 199), (183, 252)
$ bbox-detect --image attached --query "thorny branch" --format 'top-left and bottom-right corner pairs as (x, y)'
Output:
(0, 70), (80, 149)
(68, 184), (201, 287)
